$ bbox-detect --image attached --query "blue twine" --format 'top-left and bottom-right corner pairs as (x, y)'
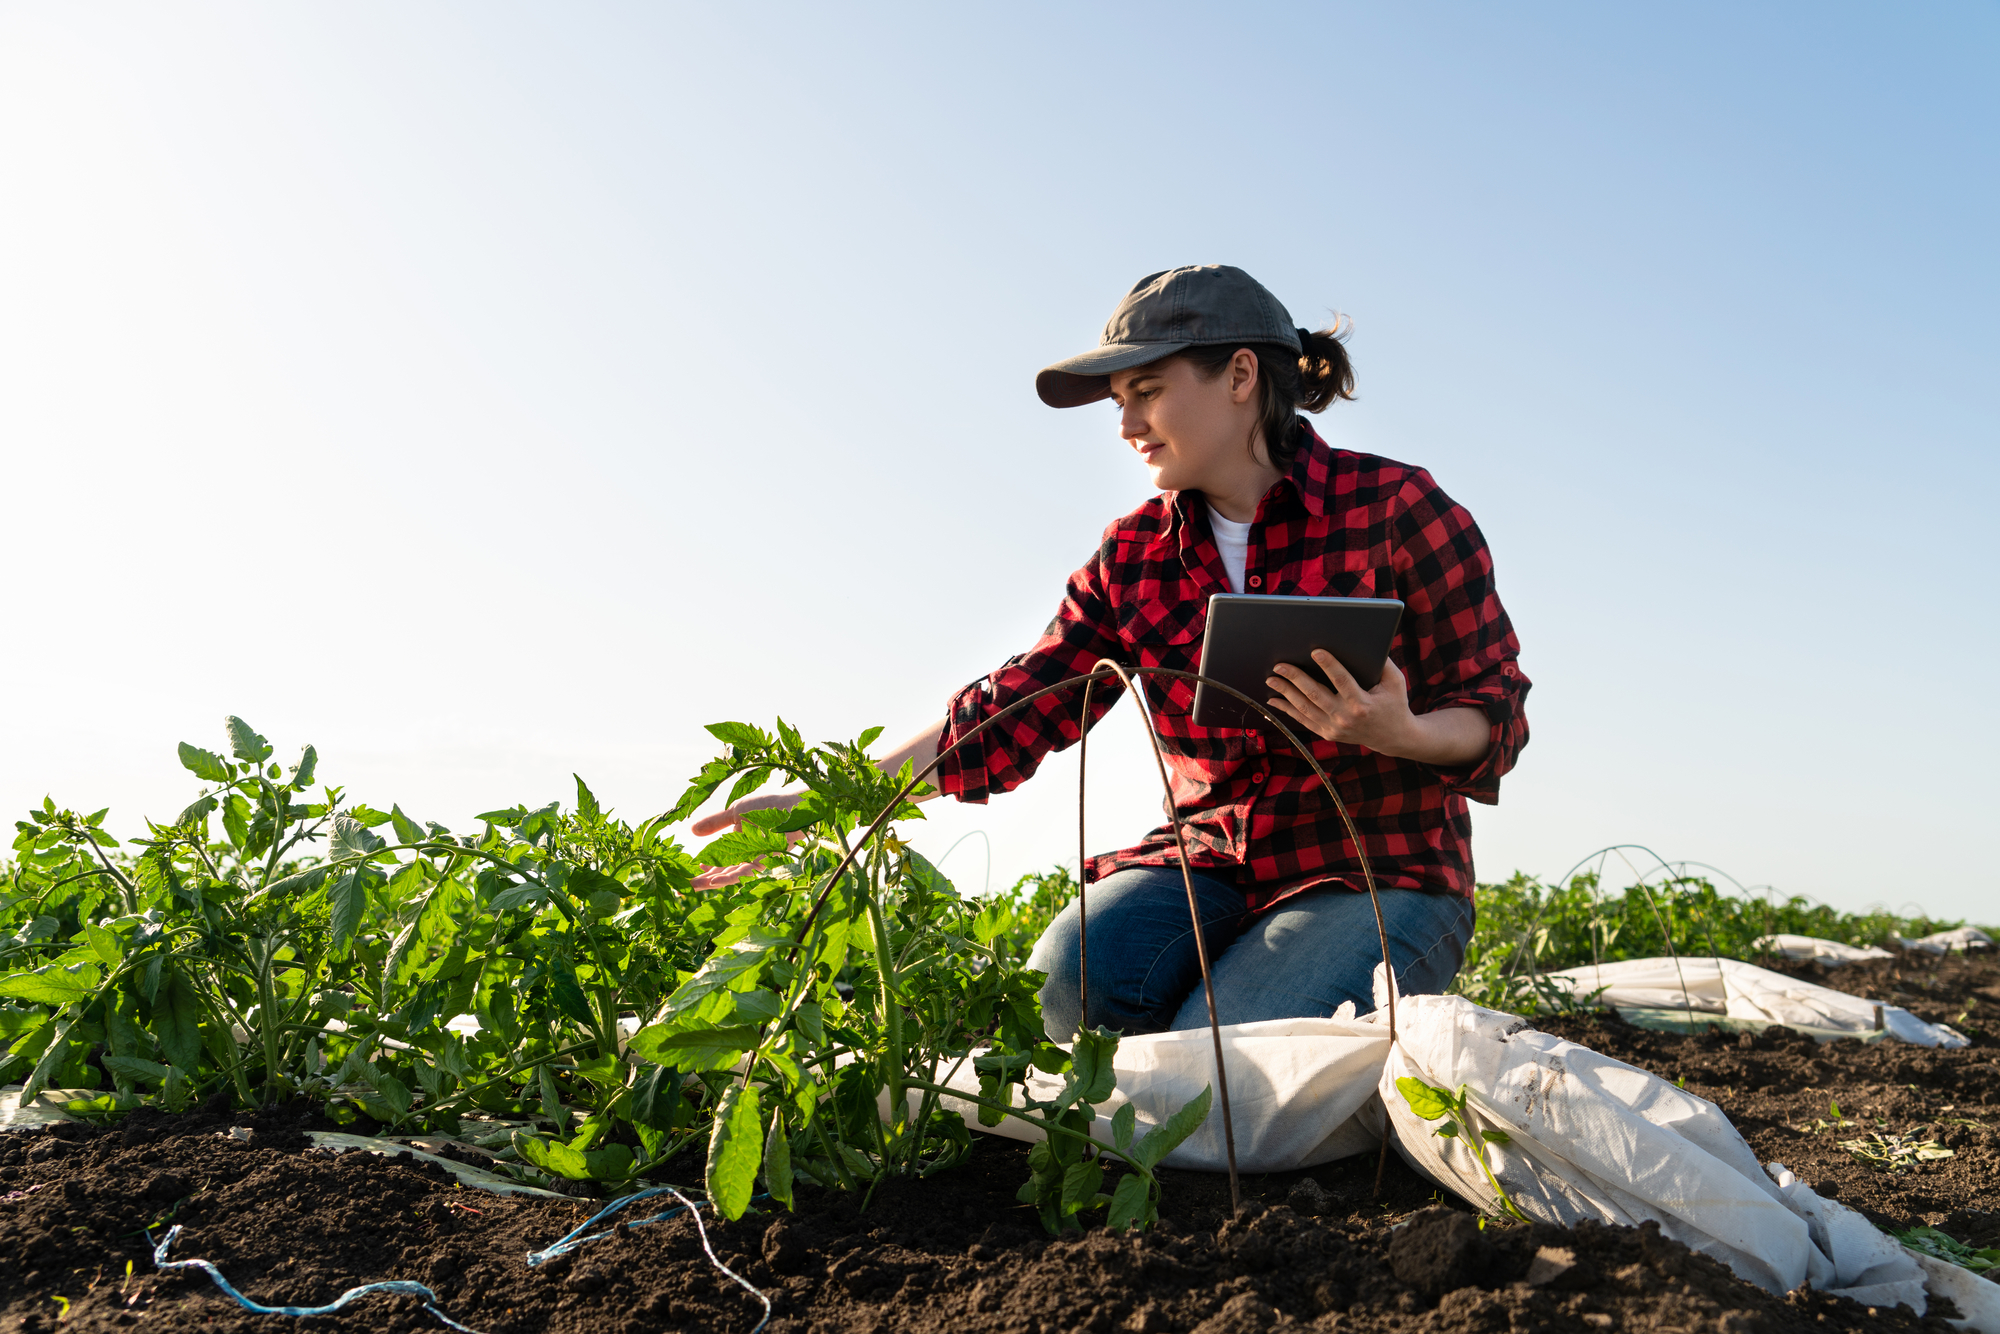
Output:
(524, 1184), (688, 1265)
(149, 1224), (487, 1333)
(526, 1185), (770, 1334)
(525, 1185), (770, 1265)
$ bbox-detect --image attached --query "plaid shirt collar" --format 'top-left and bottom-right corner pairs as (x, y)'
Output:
(1164, 419), (1332, 563)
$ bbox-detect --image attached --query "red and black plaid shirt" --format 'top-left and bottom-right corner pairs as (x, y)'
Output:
(934, 423), (1529, 911)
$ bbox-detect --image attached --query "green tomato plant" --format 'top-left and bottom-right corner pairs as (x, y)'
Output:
(1394, 1075), (1528, 1222)
(1, 714), (1213, 1232)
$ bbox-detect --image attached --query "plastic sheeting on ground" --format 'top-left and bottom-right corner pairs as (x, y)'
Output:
(940, 992), (1984, 1321)
(1753, 934), (1893, 964)
(1537, 955), (1969, 1048)
(0, 1085), (100, 1130)
(922, 1012), (1388, 1173)
(305, 1131), (569, 1198)
(1896, 927), (1993, 955)
(1379, 994), (1950, 1312)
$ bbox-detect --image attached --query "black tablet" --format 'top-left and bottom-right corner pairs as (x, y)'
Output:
(1189, 593), (1405, 730)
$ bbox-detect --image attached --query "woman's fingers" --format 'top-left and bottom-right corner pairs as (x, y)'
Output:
(689, 790), (802, 837)
(1271, 662), (1337, 715)
(1312, 650), (1364, 697)
(690, 861), (763, 890)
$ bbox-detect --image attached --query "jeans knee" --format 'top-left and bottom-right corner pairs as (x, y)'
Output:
(1028, 913), (1082, 1040)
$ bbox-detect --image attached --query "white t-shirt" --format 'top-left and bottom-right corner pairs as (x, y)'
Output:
(1208, 507), (1253, 594)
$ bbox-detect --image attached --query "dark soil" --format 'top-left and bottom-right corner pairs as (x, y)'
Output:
(3, 951), (1995, 1334)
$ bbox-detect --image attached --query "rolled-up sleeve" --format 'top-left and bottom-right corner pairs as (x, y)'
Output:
(1389, 472), (1531, 805)
(935, 533), (1128, 803)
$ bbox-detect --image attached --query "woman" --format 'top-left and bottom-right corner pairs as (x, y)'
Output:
(696, 264), (1529, 1039)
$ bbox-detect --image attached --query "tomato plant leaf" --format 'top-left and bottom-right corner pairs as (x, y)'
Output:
(1061, 1160), (1103, 1210)
(632, 1062), (685, 1130)
(154, 968), (205, 1074)
(626, 1024), (761, 1072)
(706, 722), (770, 751)
(177, 743), (231, 784)
(1064, 1027), (1120, 1107)
(82, 924), (121, 967)
(706, 1082), (763, 1221)
(224, 716), (272, 764)
(1105, 1171), (1152, 1233)
(547, 956), (595, 1028)
(0, 962), (100, 1006)
(659, 930), (790, 1016)
(1130, 1084), (1211, 1172)
(513, 1131), (630, 1180)
(265, 865), (329, 899)
(695, 828), (787, 869)
(328, 872), (367, 953)
(19, 1014), (78, 1103)
(726, 767), (773, 806)
(390, 804), (425, 848)
(105, 1055), (170, 1084)
(763, 1117), (794, 1210)
(330, 816), (386, 862)
(292, 744), (317, 789)
(1395, 1076), (1455, 1121)
(1111, 1101), (1136, 1153)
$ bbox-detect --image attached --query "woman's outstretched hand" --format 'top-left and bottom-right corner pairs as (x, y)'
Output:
(1266, 652), (1491, 768)
(685, 792), (804, 890)
(679, 718), (949, 891)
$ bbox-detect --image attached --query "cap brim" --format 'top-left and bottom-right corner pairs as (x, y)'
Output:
(1035, 341), (1190, 408)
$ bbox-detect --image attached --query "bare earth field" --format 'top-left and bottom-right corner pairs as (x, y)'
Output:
(2, 951), (1994, 1334)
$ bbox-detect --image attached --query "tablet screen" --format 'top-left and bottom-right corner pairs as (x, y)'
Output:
(1189, 594), (1405, 730)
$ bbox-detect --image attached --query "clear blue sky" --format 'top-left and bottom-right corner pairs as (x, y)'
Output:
(2, 3), (1994, 920)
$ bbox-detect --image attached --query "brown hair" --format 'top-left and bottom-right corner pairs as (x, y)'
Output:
(1175, 322), (1354, 469)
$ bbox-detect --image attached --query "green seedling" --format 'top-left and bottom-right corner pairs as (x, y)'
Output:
(1892, 1225), (2000, 1275)
(988, 1027), (1212, 1235)
(1395, 1076), (1528, 1222)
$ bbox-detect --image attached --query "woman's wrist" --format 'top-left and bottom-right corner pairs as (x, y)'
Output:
(1382, 706), (1491, 768)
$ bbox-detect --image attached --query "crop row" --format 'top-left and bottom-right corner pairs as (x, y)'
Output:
(0, 717), (1210, 1233)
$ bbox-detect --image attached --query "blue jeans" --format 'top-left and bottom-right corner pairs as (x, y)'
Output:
(1027, 865), (1477, 1041)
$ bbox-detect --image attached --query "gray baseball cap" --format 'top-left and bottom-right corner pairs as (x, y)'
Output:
(1036, 264), (1302, 408)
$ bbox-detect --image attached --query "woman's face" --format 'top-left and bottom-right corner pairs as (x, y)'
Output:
(1108, 350), (1265, 495)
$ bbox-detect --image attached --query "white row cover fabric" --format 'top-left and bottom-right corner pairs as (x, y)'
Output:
(1538, 955), (1968, 1048)
(1754, 934), (1893, 964)
(1380, 995), (1938, 1311)
(943, 995), (1978, 1319)
(925, 1013), (1388, 1172)
(1896, 927), (1993, 954)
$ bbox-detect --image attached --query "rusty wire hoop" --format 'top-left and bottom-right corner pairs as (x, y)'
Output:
(739, 663), (1403, 1215)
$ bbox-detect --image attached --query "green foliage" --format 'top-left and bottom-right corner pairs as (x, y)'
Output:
(0, 715), (1201, 1234)
(1891, 1225), (2000, 1275)
(992, 1028), (1210, 1235)
(1394, 1075), (1527, 1222)
(1451, 866), (1990, 1015)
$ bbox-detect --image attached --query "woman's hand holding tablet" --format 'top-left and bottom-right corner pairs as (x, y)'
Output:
(1265, 650), (1493, 766)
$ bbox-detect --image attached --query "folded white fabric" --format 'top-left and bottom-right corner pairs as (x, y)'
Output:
(1763, 1164), (1927, 1310)
(1382, 993), (1827, 1294)
(1754, 934), (1893, 964)
(1538, 955), (1968, 1048)
(926, 1012), (1388, 1172)
(1895, 927), (1993, 955)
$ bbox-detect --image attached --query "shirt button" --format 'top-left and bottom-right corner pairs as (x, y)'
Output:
(1247, 575), (1262, 589)
(1251, 770), (1266, 783)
